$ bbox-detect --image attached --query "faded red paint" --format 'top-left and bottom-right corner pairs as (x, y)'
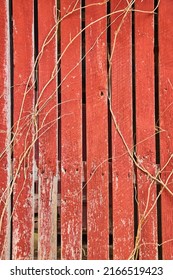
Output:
(38, 0), (58, 260)
(85, 0), (109, 260)
(111, 0), (134, 260)
(1, 0), (173, 261)
(61, 0), (82, 260)
(0, 0), (11, 260)
(135, 0), (158, 260)
(12, 0), (34, 260)
(159, 0), (173, 260)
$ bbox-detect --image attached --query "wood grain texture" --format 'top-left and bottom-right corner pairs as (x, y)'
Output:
(1, 0), (173, 261)
(159, 0), (173, 260)
(61, 0), (82, 260)
(111, 0), (134, 260)
(85, 0), (109, 260)
(0, 0), (11, 260)
(12, 0), (34, 259)
(38, 0), (58, 260)
(135, 0), (158, 259)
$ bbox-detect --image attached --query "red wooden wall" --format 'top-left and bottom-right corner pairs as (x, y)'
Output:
(1, 0), (173, 260)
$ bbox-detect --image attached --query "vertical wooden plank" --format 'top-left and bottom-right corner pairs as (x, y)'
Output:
(12, 0), (34, 259)
(135, 0), (158, 259)
(61, 1), (82, 259)
(111, 1), (134, 260)
(38, 0), (58, 259)
(0, 0), (11, 260)
(85, 0), (109, 260)
(159, 0), (173, 259)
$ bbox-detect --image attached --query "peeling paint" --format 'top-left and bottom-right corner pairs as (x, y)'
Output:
(0, 0), (11, 260)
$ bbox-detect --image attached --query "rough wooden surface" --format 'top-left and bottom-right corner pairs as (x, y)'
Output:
(85, 0), (109, 260)
(159, 0), (173, 260)
(38, 0), (58, 260)
(111, 0), (134, 260)
(1, 0), (173, 260)
(0, 0), (11, 260)
(12, 0), (34, 259)
(135, 0), (158, 259)
(61, 0), (82, 260)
